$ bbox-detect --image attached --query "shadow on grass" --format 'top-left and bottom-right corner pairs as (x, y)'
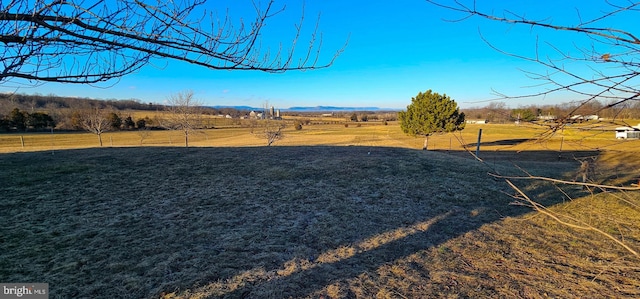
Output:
(434, 148), (601, 163)
(215, 210), (471, 298)
(463, 138), (534, 147)
(0, 146), (599, 298)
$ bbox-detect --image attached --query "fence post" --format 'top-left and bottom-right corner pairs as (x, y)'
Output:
(559, 128), (565, 158)
(51, 128), (55, 155)
(20, 135), (24, 148)
(476, 129), (482, 158)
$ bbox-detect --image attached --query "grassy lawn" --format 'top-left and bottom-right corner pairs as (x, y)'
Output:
(1, 122), (640, 298)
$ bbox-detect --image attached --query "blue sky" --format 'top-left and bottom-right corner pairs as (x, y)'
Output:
(2, 0), (636, 109)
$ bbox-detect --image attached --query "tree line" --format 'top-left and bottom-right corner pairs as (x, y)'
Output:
(0, 108), (56, 132)
(461, 100), (640, 124)
(0, 92), (249, 132)
(0, 106), (155, 133)
(0, 92), (160, 111)
(0, 93), (159, 132)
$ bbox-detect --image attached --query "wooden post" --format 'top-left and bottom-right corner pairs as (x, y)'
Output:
(476, 129), (482, 158)
(20, 135), (24, 148)
(559, 128), (565, 158)
(51, 128), (55, 155)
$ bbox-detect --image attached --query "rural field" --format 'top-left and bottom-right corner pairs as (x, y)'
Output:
(2, 121), (640, 298)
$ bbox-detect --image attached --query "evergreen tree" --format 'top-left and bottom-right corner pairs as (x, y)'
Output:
(108, 112), (122, 130)
(123, 116), (135, 130)
(511, 108), (536, 122)
(9, 108), (26, 131)
(26, 112), (56, 129)
(399, 90), (465, 150)
(136, 118), (146, 129)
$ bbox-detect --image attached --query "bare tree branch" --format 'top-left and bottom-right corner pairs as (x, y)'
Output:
(488, 173), (640, 191)
(504, 178), (639, 257)
(427, 0), (640, 128)
(428, 0), (640, 260)
(0, 0), (346, 85)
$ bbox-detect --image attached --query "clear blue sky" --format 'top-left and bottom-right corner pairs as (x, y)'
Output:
(2, 0), (635, 109)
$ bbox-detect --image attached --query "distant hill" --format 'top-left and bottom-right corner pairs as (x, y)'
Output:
(0, 93), (399, 113)
(209, 105), (399, 112)
(208, 105), (258, 111)
(285, 106), (396, 112)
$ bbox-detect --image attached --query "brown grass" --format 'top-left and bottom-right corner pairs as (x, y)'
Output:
(1, 122), (640, 298)
(3, 121), (640, 153)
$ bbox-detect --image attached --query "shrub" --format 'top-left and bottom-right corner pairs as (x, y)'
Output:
(136, 118), (146, 129)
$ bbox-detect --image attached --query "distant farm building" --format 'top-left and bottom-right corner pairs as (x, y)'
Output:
(249, 111), (264, 119)
(466, 119), (488, 124)
(616, 125), (640, 139)
(537, 114), (557, 122)
(584, 115), (600, 121)
(537, 114), (600, 124)
(566, 114), (599, 123)
(247, 107), (281, 120)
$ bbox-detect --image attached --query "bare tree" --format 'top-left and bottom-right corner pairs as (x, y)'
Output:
(163, 90), (202, 148)
(0, 0), (345, 85)
(428, 0), (640, 257)
(257, 121), (286, 146)
(81, 107), (110, 146)
(251, 102), (285, 146)
(136, 129), (152, 146)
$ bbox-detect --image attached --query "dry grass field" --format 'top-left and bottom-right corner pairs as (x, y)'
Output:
(2, 120), (639, 152)
(1, 121), (640, 298)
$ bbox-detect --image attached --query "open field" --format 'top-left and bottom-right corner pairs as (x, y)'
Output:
(1, 122), (640, 298)
(2, 121), (640, 153)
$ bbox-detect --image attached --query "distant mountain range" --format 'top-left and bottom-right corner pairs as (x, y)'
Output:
(209, 105), (400, 112)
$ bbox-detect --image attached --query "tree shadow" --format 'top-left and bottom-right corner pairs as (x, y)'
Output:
(464, 138), (534, 147)
(435, 148), (601, 163)
(0, 146), (599, 298)
(216, 209), (493, 298)
(210, 149), (612, 298)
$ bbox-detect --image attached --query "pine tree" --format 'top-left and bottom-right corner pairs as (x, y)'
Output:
(399, 90), (465, 150)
